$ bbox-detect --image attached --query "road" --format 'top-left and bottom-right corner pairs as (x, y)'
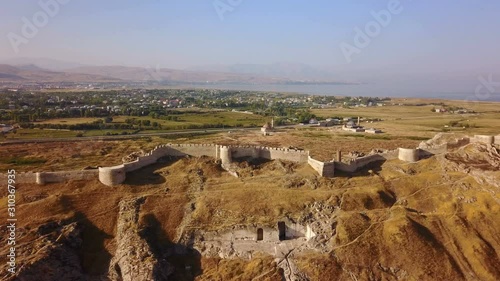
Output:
(0, 127), (262, 144)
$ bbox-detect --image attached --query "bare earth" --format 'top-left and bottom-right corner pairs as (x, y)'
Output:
(0, 131), (499, 280)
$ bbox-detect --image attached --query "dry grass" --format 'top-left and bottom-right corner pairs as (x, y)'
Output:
(312, 100), (500, 137)
(0, 144), (499, 279)
(0, 97), (499, 279)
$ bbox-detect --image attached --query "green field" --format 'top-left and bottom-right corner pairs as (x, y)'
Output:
(112, 111), (266, 128)
(3, 110), (268, 139)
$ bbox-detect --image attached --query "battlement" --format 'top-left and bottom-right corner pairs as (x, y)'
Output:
(8, 133), (486, 187)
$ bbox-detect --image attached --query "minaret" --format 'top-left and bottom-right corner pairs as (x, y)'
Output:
(271, 118), (274, 128)
(357, 116), (360, 126)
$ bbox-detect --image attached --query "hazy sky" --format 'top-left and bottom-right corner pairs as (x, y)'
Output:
(1, 0), (500, 94)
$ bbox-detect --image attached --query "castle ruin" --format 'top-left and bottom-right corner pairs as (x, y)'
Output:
(2, 134), (498, 187)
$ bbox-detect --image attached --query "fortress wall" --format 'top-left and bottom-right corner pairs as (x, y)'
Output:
(202, 227), (280, 242)
(227, 146), (309, 163)
(308, 156), (335, 177)
(353, 154), (386, 168)
(335, 153), (392, 173)
(494, 135), (500, 145)
(230, 146), (261, 159)
(334, 161), (357, 173)
(219, 146), (232, 165)
(122, 154), (158, 172)
(109, 144), (219, 184)
(123, 144), (219, 172)
(36, 170), (98, 185)
(471, 135), (494, 145)
(285, 223), (315, 240)
(267, 148), (309, 163)
(398, 148), (420, 162)
(0, 172), (37, 184)
(166, 144), (218, 158)
(99, 165), (126, 186)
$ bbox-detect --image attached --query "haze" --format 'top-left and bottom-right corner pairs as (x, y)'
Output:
(1, 0), (500, 97)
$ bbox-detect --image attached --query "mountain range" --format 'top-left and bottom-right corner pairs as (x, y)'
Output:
(0, 58), (353, 85)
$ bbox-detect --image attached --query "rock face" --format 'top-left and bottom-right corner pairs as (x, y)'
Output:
(108, 197), (173, 281)
(2, 135), (500, 281)
(444, 142), (500, 187)
(11, 223), (87, 281)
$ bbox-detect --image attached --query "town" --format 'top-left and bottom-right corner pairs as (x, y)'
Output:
(0, 88), (474, 140)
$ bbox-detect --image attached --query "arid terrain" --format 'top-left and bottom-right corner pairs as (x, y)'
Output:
(0, 130), (499, 280)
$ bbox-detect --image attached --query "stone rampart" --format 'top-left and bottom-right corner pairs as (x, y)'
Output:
(219, 146), (232, 165)
(334, 154), (387, 173)
(398, 148), (420, 162)
(228, 146), (309, 163)
(266, 147), (309, 163)
(99, 165), (126, 186)
(9, 133), (479, 186)
(0, 172), (36, 184)
(307, 156), (335, 177)
(471, 135), (495, 145)
(35, 170), (98, 185)
(202, 226), (280, 242)
(166, 143), (218, 158)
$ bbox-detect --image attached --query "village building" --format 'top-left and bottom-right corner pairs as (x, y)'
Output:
(261, 119), (274, 135)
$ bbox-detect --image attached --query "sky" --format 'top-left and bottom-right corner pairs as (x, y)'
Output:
(1, 0), (500, 97)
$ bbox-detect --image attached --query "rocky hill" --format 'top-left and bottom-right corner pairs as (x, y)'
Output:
(0, 64), (121, 83)
(0, 139), (499, 280)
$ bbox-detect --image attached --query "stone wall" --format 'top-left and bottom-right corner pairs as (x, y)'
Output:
(99, 165), (126, 186)
(202, 226), (280, 242)
(166, 144), (218, 158)
(285, 223), (311, 240)
(99, 144), (312, 186)
(0, 172), (36, 184)
(398, 148), (420, 162)
(8, 133), (482, 186)
(199, 222), (311, 243)
(228, 146), (309, 163)
(0, 170), (97, 185)
(307, 156), (335, 177)
(219, 146), (232, 165)
(120, 144), (218, 173)
(471, 135), (495, 145)
(334, 154), (388, 173)
(468, 134), (500, 145)
(36, 170), (98, 185)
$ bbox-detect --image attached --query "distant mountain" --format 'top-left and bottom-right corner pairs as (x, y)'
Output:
(188, 62), (338, 81)
(15, 64), (48, 72)
(66, 65), (295, 84)
(0, 57), (85, 71)
(0, 61), (353, 85)
(0, 64), (121, 83)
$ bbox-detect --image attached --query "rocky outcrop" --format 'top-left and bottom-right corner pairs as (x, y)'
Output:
(11, 222), (87, 281)
(444, 142), (500, 188)
(108, 197), (173, 281)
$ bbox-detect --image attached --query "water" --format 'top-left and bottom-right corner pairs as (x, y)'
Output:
(182, 83), (500, 102)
